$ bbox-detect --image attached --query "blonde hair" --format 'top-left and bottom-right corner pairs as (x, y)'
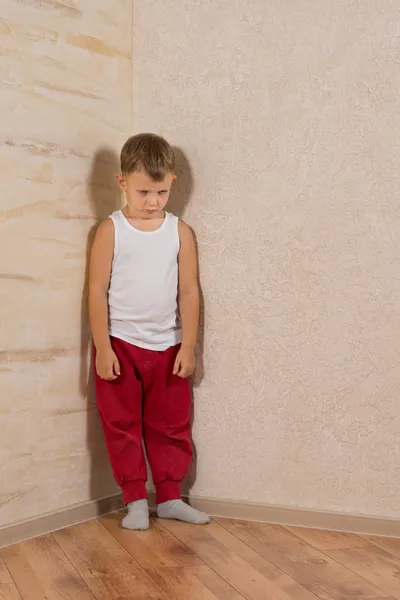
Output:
(120, 133), (175, 181)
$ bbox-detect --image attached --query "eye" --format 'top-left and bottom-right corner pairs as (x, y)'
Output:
(138, 190), (148, 196)
(158, 190), (169, 195)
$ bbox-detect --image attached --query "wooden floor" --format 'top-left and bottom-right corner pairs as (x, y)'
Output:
(1, 513), (400, 600)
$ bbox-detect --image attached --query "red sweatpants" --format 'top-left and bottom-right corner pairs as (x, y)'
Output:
(95, 337), (192, 505)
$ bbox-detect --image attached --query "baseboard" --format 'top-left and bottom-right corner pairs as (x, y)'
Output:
(0, 494), (124, 549)
(182, 496), (400, 538)
(2, 493), (400, 548)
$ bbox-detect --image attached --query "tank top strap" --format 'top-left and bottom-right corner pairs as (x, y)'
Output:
(108, 210), (122, 256)
(165, 211), (180, 251)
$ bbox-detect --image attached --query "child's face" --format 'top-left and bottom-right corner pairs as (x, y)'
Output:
(117, 169), (175, 219)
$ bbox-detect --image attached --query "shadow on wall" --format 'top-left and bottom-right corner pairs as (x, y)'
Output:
(80, 146), (204, 503)
(169, 147), (204, 498)
(80, 148), (121, 503)
(170, 147), (205, 389)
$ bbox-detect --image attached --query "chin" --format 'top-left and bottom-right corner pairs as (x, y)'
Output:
(142, 211), (160, 218)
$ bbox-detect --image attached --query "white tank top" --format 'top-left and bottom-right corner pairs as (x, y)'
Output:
(108, 210), (182, 351)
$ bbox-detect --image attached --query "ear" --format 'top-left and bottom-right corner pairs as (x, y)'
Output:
(172, 175), (177, 183)
(116, 172), (126, 191)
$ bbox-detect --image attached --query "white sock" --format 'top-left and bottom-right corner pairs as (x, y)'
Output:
(122, 499), (150, 530)
(157, 500), (210, 525)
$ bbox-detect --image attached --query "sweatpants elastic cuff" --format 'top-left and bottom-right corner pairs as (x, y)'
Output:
(122, 480), (148, 504)
(155, 480), (181, 504)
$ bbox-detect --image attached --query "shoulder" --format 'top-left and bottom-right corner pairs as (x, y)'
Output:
(96, 216), (115, 236)
(178, 219), (195, 241)
(93, 217), (115, 248)
(177, 220), (197, 261)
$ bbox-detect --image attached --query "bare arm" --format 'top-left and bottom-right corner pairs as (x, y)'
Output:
(89, 219), (120, 379)
(173, 221), (199, 377)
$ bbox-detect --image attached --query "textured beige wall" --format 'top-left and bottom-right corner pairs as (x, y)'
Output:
(133, 0), (400, 518)
(0, 0), (131, 528)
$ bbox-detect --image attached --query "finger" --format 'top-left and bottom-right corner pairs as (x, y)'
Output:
(106, 369), (117, 381)
(113, 358), (121, 376)
(178, 366), (189, 378)
(99, 369), (106, 380)
(173, 358), (181, 375)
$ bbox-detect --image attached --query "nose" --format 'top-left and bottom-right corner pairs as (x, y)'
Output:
(146, 192), (159, 206)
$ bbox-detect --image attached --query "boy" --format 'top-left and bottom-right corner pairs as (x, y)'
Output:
(89, 133), (210, 530)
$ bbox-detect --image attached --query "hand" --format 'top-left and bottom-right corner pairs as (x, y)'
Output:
(96, 347), (120, 381)
(173, 345), (195, 378)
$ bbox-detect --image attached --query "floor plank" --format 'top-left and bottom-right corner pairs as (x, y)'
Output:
(1, 535), (96, 600)
(53, 519), (169, 600)
(285, 527), (369, 551)
(0, 555), (22, 600)
(103, 513), (245, 599)
(101, 512), (203, 569)
(217, 519), (393, 600)
(150, 565), (245, 600)
(363, 536), (400, 561)
(158, 518), (322, 600)
(326, 546), (400, 599)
